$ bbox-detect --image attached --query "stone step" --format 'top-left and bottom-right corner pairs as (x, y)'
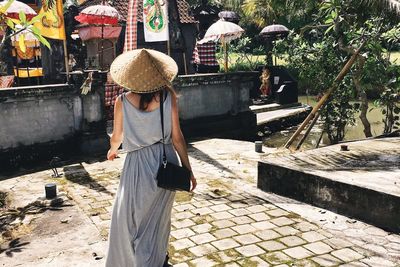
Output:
(257, 138), (400, 233)
(250, 102), (303, 114)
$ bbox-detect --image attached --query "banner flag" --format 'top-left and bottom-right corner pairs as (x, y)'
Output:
(143, 0), (169, 42)
(34, 0), (66, 40)
(124, 0), (139, 51)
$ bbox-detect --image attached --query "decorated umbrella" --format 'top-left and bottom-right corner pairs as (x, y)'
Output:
(260, 24), (289, 65)
(0, 0), (37, 20)
(0, 1), (38, 85)
(260, 24), (289, 40)
(199, 19), (244, 72)
(218, 11), (240, 23)
(75, 5), (120, 25)
(11, 26), (42, 83)
(75, 4), (121, 69)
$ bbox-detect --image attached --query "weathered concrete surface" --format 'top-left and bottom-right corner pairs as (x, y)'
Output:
(0, 84), (81, 149)
(258, 137), (400, 233)
(1, 139), (399, 266)
(250, 102), (302, 114)
(0, 84), (108, 172)
(174, 73), (258, 140)
(256, 104), (312, 126)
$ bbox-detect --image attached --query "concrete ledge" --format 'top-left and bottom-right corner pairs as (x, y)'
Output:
(0, 132), (109, 173)
(257, 139), (400, 233)
(181, 111), (257, 141)
(250, 102), (302, 114)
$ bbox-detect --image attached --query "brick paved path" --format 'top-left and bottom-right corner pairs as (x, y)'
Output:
(1, 139), (399, 266)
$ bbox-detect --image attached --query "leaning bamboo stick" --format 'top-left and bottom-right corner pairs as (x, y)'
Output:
(284, 40), (367, 149)
(295, 110), (320, 150)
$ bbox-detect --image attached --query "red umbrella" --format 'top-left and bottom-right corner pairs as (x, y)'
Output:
(75, 5), (120, 25)
(75, 5), (121, 70)
(0, 0), (37, 20)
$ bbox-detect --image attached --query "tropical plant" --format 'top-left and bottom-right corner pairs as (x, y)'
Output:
(0, 0), (50, 54)
(278, 0), (400, 143)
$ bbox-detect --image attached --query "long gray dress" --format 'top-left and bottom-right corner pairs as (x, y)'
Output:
(106, 92), (177, 267)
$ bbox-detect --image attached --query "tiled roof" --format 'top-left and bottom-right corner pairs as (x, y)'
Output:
(79, 0), (196, 24)
(176, 0), (197, 23)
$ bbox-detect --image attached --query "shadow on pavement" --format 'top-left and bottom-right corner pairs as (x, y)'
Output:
(63, 164), (113, 196)
(0, 238), (30, 257)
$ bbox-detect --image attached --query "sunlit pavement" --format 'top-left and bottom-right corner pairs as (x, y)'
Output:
(1, 139), (399, 266)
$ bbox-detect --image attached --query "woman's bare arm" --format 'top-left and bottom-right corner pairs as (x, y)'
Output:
(107, 96), (123, 160)
(171, 93), (197, 191)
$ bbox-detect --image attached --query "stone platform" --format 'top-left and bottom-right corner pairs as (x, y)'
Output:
(258, 137), (400, 233)
(1, 139), (399, 266)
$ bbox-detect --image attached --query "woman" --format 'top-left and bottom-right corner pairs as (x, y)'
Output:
(105, 49), (196, 267)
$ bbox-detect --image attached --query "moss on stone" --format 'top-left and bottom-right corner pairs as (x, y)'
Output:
(168, 245), (195, 265)
(175, 191), (194, 203)
(239, 258), (259, 267)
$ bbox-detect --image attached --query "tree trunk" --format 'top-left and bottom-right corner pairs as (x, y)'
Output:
(353, 70), (372, 137)
(334, 19), (372, 138)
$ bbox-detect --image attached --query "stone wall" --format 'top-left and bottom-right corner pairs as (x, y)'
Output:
(0, 84), (81, 150)
(174, 72), (258, 140)
(0, 72), (258, 172)
(0, 83), (108, 172)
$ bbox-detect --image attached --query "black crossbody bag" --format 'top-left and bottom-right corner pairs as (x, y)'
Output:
(156, 91), (191, 192)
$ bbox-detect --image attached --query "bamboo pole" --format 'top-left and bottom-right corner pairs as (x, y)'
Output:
(284, 40), (367, 149)
(63, 39), (69, 83)
(315, 130), (324, 148)
(223, 38), (228, 72)
(295, 110), (320, 150)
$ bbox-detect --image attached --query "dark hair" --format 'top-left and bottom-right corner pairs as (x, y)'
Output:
(139, 92), (158, 111)
(138, 87), (176, 110)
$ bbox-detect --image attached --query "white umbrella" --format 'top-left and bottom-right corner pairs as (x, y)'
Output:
(0, 0), (37, 20)
(12, 25), (39, 47)
(198, 19), (244, 72)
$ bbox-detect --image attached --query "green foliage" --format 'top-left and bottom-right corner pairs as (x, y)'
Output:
(0, 0), (51, 53)
(373, 64), (400, 133)
(322, 79), (359, 144)
(216, 37), (265, 71)
(276, 0), (400, 143)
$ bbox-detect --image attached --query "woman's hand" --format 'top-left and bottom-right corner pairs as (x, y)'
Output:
(190, 173), (197, 192)
(107, 149), (118, 161)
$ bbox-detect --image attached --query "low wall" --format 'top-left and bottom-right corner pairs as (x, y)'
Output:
(0, 84), (81, 149)
(0, 83), (108, 172)
(175, 72), (258, 140)
(0, 72), (258, 172)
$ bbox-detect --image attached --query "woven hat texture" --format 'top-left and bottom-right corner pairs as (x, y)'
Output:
(110, 49), (178, 93)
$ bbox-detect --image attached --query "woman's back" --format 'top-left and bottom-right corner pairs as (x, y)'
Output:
(122, 91), (172, 152)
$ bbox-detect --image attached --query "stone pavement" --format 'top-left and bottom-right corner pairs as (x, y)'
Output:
(0, 139), (399, 266)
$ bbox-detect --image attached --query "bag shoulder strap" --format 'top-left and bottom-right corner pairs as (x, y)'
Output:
(160, 90), (167, 165)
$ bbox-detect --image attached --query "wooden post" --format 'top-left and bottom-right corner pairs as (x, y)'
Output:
(63, 39), (69, 83)
(183, 52), (188, 75)
(223, 38), (228, 72)
(284, 40), (367, 149)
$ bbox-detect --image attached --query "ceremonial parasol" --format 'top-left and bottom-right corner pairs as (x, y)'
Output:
(75, 5), (120, 25)
(0, 0), (37, 20)
(259, 24), (289, 65)
(218, 11), (240, 23)
(259, 24), (289, 40)
(12, 26), (42, 83)
(199, 19), (244, 72)
(75, 4), (121, 69)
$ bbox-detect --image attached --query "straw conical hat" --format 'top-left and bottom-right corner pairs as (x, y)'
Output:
(110, 49), (178, 93)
